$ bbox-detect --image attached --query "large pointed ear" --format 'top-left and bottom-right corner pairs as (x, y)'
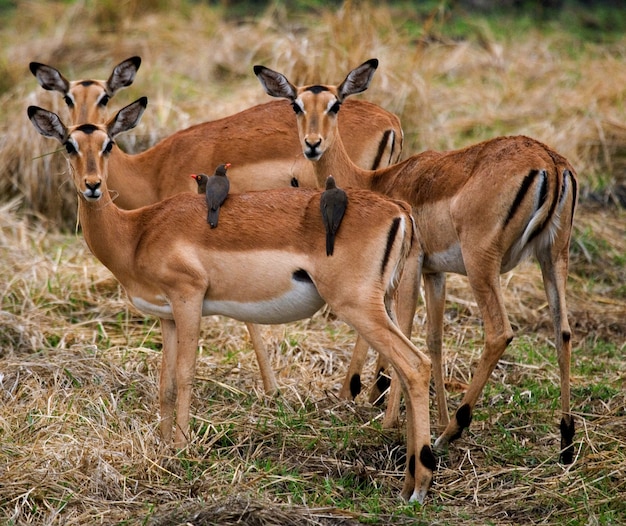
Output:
(253, 65), (298, 101)
(27, 106), (68, 143)
(107, 96), (148, 138)
(29, 62), (70, 94)
(106, 56), (142, 95)
(337, 58), (379, 101)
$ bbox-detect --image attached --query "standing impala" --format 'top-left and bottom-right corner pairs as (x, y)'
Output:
(31, 58), (404, 399)
(255, 59), (578, 464)
(28, 98), (434, 503)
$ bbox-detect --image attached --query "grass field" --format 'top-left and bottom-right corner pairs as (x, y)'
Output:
(1, 1), (625, 524)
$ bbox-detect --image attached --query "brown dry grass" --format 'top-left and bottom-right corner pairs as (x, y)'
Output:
(1, 1), (625, 525)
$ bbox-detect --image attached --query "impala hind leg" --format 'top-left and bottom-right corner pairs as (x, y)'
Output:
(383, 273), (450, 430)
(245, 322), (279, 395)
(539, 245), (574, 463)
(434, 263), (513, 451)
(381, 271), (446, 431)
(372, 250), (422, 428)
(348, 307), (433, 503)
(339, 335), (373, 400)
(341, 249), (420, 405)
(423, 272), (448, 428)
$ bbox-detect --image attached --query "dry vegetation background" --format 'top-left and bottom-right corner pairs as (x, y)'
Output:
(0, 1), (625, 525)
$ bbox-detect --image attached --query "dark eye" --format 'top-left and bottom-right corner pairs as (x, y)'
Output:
(63, 95), (74, 108)
(291, 102), (303, 115)
(103, 140), (114, 154)
(329, 101), (341, 114)
(99, 94), (110, 107)
(65, 142), (76, 154)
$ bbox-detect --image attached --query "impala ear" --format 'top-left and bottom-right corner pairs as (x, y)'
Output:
(29, 62), (70, 94)
(337, 58), (379, 102)
(27, 105), (68, 143)
(253, 65), (298, 101)
(106, 56), (142, 95)
(107, 96), (148, 138)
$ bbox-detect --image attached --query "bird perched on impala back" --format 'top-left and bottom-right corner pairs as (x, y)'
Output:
(320, 175), (348, 256)
(191, 163), (231, 228)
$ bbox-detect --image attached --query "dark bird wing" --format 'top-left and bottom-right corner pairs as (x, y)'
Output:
(205, 165), (231, 228)
(320, 176), (348, 256)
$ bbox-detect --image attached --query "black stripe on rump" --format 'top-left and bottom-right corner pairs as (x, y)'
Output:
(504, 169), (540, 227)
(562, 169), (578, 227)
(371, 129), (394, 170)
(381, 217), (401, 276)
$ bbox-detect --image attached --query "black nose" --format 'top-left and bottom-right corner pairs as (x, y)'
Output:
(86, 181), (101, 192)
(305, 138), (322, 150)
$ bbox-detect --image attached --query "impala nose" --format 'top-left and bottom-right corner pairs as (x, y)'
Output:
(304, 137), (323, 159)
(84, 179), (102, 200)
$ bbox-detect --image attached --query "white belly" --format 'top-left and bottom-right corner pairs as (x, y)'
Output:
(201, 277), (324, 324)
(130, 271), (325, 324)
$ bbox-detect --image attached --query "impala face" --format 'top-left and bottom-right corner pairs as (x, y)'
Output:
(64, 125), (114, 201)
(30, 57), (141, 125)
(71, 124), (115, 201)
(292, 86), (342, 161)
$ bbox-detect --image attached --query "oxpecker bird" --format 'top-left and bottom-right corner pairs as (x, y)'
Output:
(191, 163), (231, 228)
(320, 175), (348, 256)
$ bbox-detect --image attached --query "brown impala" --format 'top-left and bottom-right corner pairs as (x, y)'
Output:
(255, 58), (578, 464)
(28, 97), (434, 504)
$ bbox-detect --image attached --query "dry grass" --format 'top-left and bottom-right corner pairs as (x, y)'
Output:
(1, 1), (626, 525)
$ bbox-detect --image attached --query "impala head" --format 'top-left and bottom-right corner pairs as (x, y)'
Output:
(254, 59), (379, 161)
(27, 97), (148, 201)
(29, 56), (142, 124)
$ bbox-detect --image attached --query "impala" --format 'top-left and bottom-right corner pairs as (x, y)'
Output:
(30, 58), (403, 399)
(28, 98), (434, 503)
(255, 59), (578, 463)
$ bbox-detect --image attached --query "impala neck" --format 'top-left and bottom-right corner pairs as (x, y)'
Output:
(77, 189), (137, 276)
(313, 127), (398, 195)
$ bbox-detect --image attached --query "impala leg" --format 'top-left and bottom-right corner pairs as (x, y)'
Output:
(159, 318), (178, 444)
(339, 335), (372, 400)
(539, 244), (574, 463)
(435, 262), (513, 450)
(423, 272), (449, 429)
(380, 254), (422, 428)
(347, 306), (433, 503)
(170, 299), (203, 448)
(244, 322), (279, 395)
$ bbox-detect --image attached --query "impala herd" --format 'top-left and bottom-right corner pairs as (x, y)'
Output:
(28, 56), (578, 504)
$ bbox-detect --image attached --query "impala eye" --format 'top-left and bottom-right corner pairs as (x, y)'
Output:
(103, 140), (114, 154)
(65, 141), (77, 154)
(291, 102), (303, 115)
(63, 95), (75, 108)
(99, 94), (110, 107)
(329, 101), (341, 114)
